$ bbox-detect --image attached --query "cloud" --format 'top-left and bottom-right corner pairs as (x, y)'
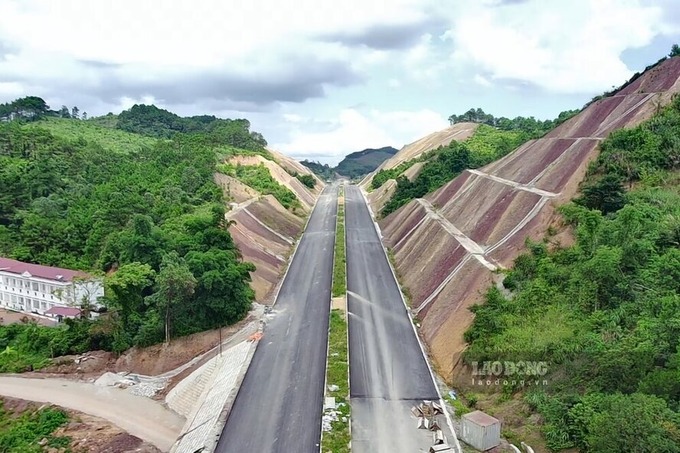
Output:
(473, 74), (493, 87)
(319, 16), (448, 50)
(0, 0), (433, 111)
(273, 108), (448, 164)
(447, 0), (679, 93)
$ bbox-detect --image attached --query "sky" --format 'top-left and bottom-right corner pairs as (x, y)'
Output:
(0, 0), (679, 165)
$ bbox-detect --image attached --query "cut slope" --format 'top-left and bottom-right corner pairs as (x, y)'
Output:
(216, 151), (323, 302)
(360, 123), (478, 213)
(360, 123), (478, 186)
(377, 57), (680, 382)
(227, 154), (321, 211)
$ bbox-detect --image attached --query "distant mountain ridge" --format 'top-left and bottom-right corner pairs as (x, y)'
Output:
(302, 145), (398, 179)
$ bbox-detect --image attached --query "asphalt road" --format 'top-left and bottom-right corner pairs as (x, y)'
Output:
(345, 185), (453, 452)
(216, 184), (338, 453)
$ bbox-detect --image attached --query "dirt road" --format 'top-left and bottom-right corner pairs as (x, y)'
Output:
(0, 376), (184, 451)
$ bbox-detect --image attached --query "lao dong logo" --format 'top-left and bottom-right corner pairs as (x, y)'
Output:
(469, 361), (549, 387)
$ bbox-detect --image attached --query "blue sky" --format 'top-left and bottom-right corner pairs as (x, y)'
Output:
(0, 0), (678, 164)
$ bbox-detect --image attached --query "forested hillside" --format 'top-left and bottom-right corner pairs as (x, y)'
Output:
(334, 146), (397, 178)
(0, 100), (280, 370)
(464, 94), (680, 452)
(301, 146), (397, 180)
(300, 160), (334, 180)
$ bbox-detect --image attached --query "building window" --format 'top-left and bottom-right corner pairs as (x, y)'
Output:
(41, 284), (46, 293)
(32, 282), (38, 291)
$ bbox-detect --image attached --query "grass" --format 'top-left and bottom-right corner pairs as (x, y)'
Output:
(331, 197), (346, 297)
(322, 187), (350, 452)
(322, 309), (351, 453)
(26, 117), (159, 154)
(216, 163), (301, 210)
(0, 399), (71, 452)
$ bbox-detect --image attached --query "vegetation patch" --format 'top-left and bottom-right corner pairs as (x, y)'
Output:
(0, 399), (71, 452)
(0, 320), (96, 373)
(371, 150), (436, 190)
(322, 309), (351, 453)
(217, 163), (301, 210)
(332, 194), (346, 298)
(463, 80), (680, 452)
(300, 160), (335, 181)
(24, 117), (159, 154)
(323, 188), (350, 452)
(0, 98), (259, 358)
(296, 172), (316, 189)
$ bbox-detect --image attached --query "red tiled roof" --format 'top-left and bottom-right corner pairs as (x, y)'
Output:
(45, 306), (81, 317)
(0, 257), (89, 282)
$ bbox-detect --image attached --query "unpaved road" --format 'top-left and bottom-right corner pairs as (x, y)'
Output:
(216, 184), (338, 452)
(0, 376), (184, 451)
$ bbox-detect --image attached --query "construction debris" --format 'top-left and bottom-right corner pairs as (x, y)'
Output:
(411, 400), (452, 451)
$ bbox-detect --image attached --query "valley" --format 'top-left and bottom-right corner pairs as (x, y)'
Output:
(0, 39), (679, 453)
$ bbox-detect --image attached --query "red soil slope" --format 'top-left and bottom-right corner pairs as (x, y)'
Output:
(378, 57), (680, 382)
(215, 151), (323, 303)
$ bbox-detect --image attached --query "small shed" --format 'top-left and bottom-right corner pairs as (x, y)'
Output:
(461, 410), (501, 451)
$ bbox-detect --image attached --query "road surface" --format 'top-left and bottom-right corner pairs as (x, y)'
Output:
(216, 184), (338, 452)
(0, 376), (184, 451)
(345, 185), (454, 452)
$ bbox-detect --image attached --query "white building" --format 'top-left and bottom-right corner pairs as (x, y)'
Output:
(0, 257), (104, 319)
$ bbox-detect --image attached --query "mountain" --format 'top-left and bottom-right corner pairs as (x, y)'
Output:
(300, 160), (334, 180)
(334, 146), (398, 178)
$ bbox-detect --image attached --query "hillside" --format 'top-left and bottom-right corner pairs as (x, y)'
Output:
(0, 103), (322, 373)
(334, 146), (397, 178)
(376, 55), (680, 451)
(95, 104), (324, 301)
(214, 148), (324, 301)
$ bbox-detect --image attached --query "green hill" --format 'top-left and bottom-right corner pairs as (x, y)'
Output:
(24, 117), (159, 154)
(334, 146), (397, 178)
(0, 98), (276, 369)
(300, 160), (334, 180)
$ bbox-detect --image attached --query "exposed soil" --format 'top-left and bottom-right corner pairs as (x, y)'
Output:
(0, 396), (161, 453)
(378, 56), (680, 387)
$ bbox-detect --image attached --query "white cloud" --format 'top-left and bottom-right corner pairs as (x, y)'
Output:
(1, 0), (678, 164)
(446, 0), (679, 93)
(273, 108), (448, 163)
(473, 74), (493, 87)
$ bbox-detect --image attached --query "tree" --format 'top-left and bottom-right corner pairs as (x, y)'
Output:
(146, 253), (196, 343)
(296, 173), (316, 189)
(58, 105), (70, 118)
(578, 174), (626, 214)
(71, 106), (79, 120)
(106, 262), (155, 325)
(82, 112), (87, 120)
(670, 44), (680, 58)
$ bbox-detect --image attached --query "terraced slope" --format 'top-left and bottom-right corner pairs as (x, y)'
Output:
(378, 56), (680, 382)
(216, 150), (324, 302)
(360, 123), (478, 213)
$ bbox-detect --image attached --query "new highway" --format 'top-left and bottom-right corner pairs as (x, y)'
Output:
(345, 185), (455, 452)
(216, 184), (338, 452)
